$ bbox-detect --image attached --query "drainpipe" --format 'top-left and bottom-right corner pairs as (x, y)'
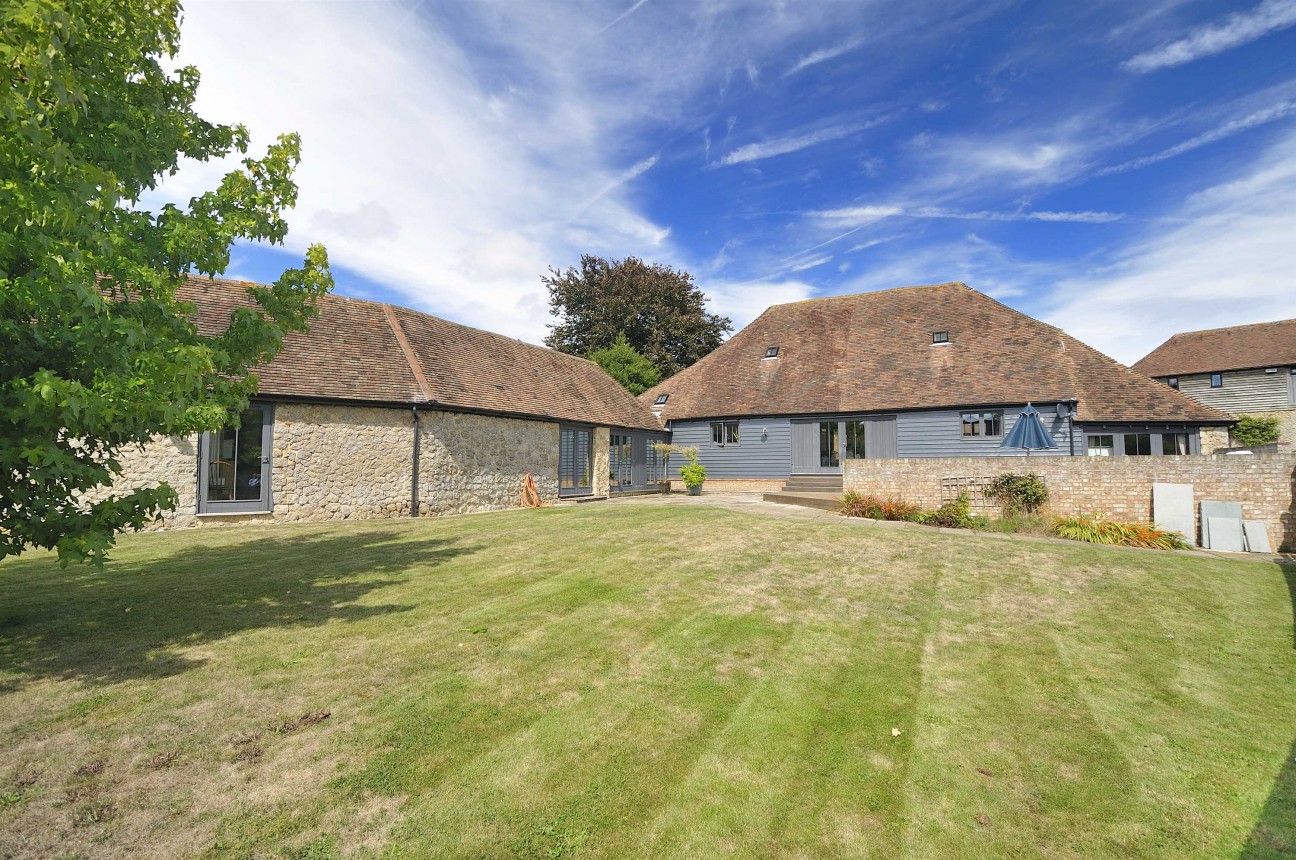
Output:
(1067, 399), (1078, 456)
(410, 406), (421, 517)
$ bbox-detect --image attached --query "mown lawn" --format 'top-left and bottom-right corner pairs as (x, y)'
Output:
(0, 501), (1293, 859)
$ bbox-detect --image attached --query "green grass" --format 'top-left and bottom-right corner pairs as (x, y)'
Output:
(0, 502), (1293, 859)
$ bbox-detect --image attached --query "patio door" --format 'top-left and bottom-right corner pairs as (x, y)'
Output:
(559, 426), (593, 496)
(791, 420), (842, 474)
(199, 405), (273, 513)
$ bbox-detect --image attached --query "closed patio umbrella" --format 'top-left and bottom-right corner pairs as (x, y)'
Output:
(1000, 403), (1059, 456)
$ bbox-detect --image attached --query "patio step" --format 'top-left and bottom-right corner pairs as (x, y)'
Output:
(781, 475), (844, 493)
(762, 491), (842, 512)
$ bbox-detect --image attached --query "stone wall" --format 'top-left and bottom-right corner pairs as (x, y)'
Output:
(1244, 408), (1296, 447)
(843, 453), (1296, 551)
(1199, 426), (1231, 454)
(592, 427), (611, 498)
(273, 403), (413, 522)
(87, 402), (571, 530)
(416, 410), (559, 515)
(77, 435), (201, 530)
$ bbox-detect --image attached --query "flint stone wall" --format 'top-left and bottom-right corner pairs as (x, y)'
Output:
(88, 402), (564, 530)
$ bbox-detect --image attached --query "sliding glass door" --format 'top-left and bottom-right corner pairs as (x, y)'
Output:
(559, 426), (592, 497)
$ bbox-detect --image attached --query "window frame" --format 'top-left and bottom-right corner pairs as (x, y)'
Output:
(710, 420), (740, 447)
(1210, 372), (1223, 388)
(932, 330), (950, 344)
(961, 410), (1003, 439)
(763, 345), (780, 359)
(198, 403), (274, 514)
(1086, 434), (1115, 457)
(653, 393), (668, 406)
(1123, 432), (1153, 456)
(1167, 376), (1179, 390)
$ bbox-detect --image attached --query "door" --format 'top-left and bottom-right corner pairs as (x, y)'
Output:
(559, 426), (593, 496)
(199, 404), (273, 513)
(791, 421), (843, 474)
(609, 433), (633, 490)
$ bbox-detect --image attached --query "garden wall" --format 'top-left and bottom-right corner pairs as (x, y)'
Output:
(843, 453), (1296, 551)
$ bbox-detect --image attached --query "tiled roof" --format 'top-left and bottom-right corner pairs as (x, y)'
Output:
(180, 276), (663, 431)
(641, 282), (1229, 425)
(1132, 318), (1296, 377)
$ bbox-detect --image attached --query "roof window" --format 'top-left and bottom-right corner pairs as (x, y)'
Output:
(932, 330), (950, 345)
(763, 346), (780, 359)
(654, 393), (669, 405)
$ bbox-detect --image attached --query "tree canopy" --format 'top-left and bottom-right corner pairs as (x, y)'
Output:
(542, 255), (730, 378)
(588, 333), (662, 396)
(1, 0), (332, 565)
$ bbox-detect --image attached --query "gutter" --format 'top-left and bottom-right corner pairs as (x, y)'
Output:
(411, 406), (421, 517)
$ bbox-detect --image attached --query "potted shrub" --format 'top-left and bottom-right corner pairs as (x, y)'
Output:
(651, 442), (698, 494)
(678, 453), (707, 496)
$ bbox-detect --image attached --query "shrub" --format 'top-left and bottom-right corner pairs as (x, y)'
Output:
(678, 455), (707, 489)
(838, 492), (921, 521)
(921, 493), (974, 529)
(1232, 415), (1281, 447)
(984, 473), (1049, 516)
(1052, 514), (1192, 550)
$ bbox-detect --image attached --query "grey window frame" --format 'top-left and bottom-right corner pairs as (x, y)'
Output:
(198, 403), (274, 514)
(1167, 376), (1179, 390)
(710, 420), (739, 447)
(654, 393), (668, 405)
(763, 346), (780, 359)
(932, 330), (950, 344)
(961, 410), (1003, 438)
(1210, 372), (1223, 388)
(1086, 434), (1115, 456)
(1123, 433), (1153, 456)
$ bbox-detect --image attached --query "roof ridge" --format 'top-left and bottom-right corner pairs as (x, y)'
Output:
(770, 281), (969, 309)
(380, 303), (434, 403)
(1157, 317), (1296, 338)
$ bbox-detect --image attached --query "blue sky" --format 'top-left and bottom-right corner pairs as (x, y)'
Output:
(155, 0), (1296, 364)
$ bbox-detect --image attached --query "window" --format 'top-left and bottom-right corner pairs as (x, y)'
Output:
(1162, 433), (1190, 455)
(1210, 372), (1223, 388)
(1124, 433), (1152, 456)
(710, 421), (739, 446)
(559, 427), (592, 495)
(763, 345), (780, 359)
(844, 421), (867, 459)
(654, 393), (668, 405)
(1167, 377), (1179, 390)
(1087, 434), (1114, 456)
(961, 411), (1003, 438)
(932, 330), (950, 344)
(199, 405), (273, 513)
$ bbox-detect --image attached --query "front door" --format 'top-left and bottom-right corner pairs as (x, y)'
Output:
(791, 420), (843, 474)
(199, 405), (273, 513)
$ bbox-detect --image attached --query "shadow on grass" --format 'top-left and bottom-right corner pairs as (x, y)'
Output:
(1239, 563), (1296, 859)
(0, 528), (472, 689)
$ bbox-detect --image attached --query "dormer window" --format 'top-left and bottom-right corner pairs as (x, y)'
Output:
(763, 346), (780, 359)
(932, 330), (950, 344)
(1167, 377), (1179, 389)
(654, 393), (669, 405)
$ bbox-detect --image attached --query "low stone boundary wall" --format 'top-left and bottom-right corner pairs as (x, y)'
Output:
(844, 453), (1296, 551)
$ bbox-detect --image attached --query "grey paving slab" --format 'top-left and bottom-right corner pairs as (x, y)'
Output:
(1153, 483), (1195, 546)
(1243, 520), (1272, 553)
(1206, 516), (1245, 553)
(1200, 500), (1243, 548)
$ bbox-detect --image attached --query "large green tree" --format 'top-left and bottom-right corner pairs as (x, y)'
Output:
(588, 333), (662, 395)
(543, 255), (730, 377)
(1, 0), (332, 565)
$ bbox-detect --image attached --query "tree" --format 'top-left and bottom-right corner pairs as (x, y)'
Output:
(588, 333), (662, 395)
(1, 0), (333, 565)
(1232, 415), (1281, 447)
(543, 255), (731, 377)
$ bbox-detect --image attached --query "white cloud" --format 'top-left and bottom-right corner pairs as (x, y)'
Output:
(1044, 128), (1296, 364)
(1096, 97), (1296, 175)
(718, 124), (863, 166)
(704, 279), (818, 330)
(810, 205), (1123, 225)
(783, 39), (864, 77)
(595, 0), (654, 35)
(1122, 0), (1296, 72)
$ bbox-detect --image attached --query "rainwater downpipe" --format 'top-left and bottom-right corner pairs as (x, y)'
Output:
(411, 406), (421, 517)
(1067, 398), (1078, 456)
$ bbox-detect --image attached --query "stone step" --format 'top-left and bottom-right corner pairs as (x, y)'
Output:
(762, 491), (842, 511)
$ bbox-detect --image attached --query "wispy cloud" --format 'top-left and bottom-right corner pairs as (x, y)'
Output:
(594, 0), (653, 35)
(1045, 128), (1296, 363)
(1096, 98), (1296, 174)
(717, 124), (862, 166)
(780, 254), (834, 273)
(1122, 0), (1296, 73)
(783, 39), (863, 77)
(811, 205), (1123, 225)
